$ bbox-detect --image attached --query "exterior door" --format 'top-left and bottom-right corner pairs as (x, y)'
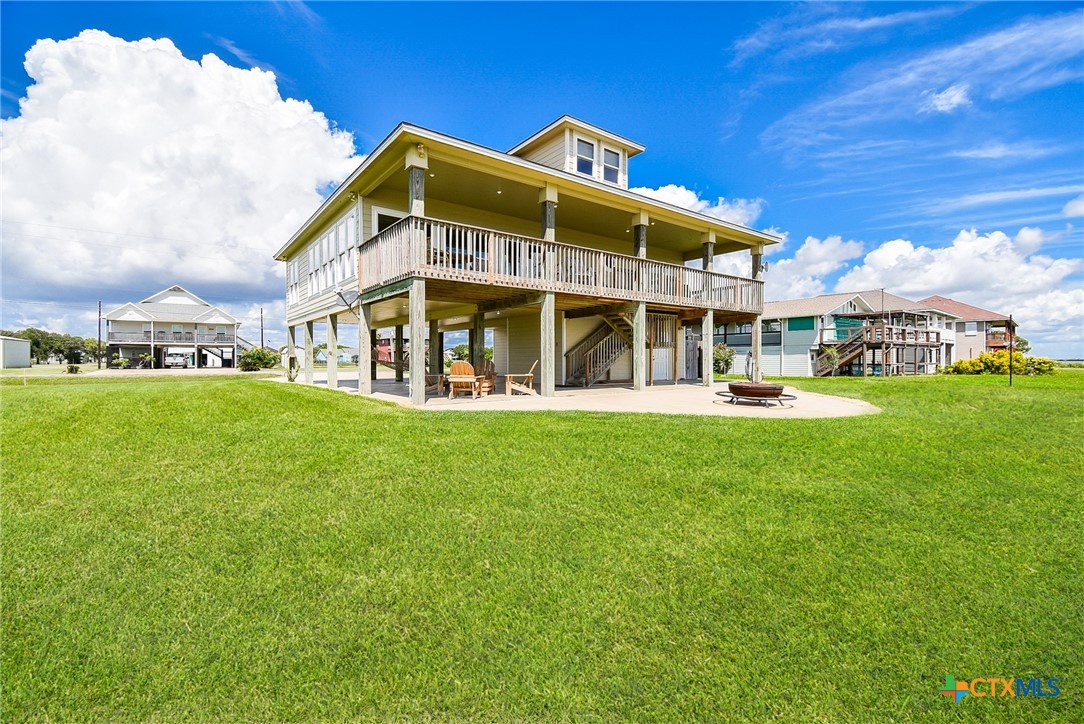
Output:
(685, 332), (701, 379)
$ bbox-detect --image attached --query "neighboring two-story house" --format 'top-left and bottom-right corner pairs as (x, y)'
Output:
(716, 290), (961, 377)
(104, 286), (244, 368)
(918, 295), (1017, 360)
(275, 116), (779, 404)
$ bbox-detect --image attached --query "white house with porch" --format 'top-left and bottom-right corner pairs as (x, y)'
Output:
(104, 286), (246, 368)
(275, 116), (779, 403)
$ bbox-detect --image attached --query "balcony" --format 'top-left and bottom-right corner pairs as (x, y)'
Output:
(107, 332), (235, 344)
(358, 217), (763, 314)
(821, 324), (942, 345)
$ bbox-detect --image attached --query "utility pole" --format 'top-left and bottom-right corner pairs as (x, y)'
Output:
(97, 301), (102, 369)
(260, 307), (265, 348)
(1009, 314), (1014, 388)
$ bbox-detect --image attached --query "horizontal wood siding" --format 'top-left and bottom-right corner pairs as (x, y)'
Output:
(521, 135), (567, 172)
(504, 313), (542, 382)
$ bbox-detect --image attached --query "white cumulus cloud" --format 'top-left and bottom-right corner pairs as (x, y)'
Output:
(1063, 195), (1084, 217)
(0, 30), (359, 306)
(762, 234), (865, 300)
(630, 184), (765, 227)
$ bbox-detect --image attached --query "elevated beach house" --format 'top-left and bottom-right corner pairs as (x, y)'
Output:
(275, 116), (779, 404)
(104, 286), (244, 368)
(917, 295), (1017, 361)
(715, 289), (960, 377)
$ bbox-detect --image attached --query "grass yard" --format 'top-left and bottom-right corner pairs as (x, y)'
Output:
(2, 373), (1081, 720)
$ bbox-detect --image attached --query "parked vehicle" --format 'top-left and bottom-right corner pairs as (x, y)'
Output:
(164, 353), (188, 369)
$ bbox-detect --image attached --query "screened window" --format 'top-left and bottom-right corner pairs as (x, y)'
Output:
(306, 212), (357, 297)
(172, 324), (183, 334)
(142, 323), (152, 332)
(965, 322), (977, 336)
(576, 139), (595, 176)
(603, 148), (620, 183)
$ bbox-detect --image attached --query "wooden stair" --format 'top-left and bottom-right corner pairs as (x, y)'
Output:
(815, 329), (866, 376)
(565, 316), (632, 387)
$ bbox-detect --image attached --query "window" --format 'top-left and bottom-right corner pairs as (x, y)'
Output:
(576, 139), (595, 176)
(965, 322), (977, 336)
(603, 148), (620, 184)
(287, 259), (300, 304)
(763, 320), (781, 333)
(306, 211), (357, 297)
(172, 324), (183, 334)
(216, 326), (226, 335)
(142, 323), (152, 332)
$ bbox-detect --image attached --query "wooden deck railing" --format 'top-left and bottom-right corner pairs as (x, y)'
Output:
(820, 325), (942, 345)
(107, 332), (235, 344)
(358, 216), (763, 314)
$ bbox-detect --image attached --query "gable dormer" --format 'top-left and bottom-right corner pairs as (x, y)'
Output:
(508, 115), (645, 189)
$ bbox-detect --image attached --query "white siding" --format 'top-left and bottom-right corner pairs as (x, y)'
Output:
(0, 337), (31, 368)
(521, 135), (566, 171)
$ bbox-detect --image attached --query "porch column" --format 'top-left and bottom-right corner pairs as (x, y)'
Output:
(429, 319), (440, 375)
(702, 233), (715, 387)
(471, 313), (485, 368)
(409, 278), (426, 406)
(406, 144), (427, 217)
(632, 211), (648, 391)
(303, 320), (314, 385)
(394, 325), (404, 382)
(750, 244), (764, 382)
(539, 184), (557, 241)
(326, 314), (338, 390)
(358, 304), (372, 394)
(370, 329), (378, 380)
(286, 324), (297, 381)
(194, 343), (200, 369)
(540, 292), (556, 397)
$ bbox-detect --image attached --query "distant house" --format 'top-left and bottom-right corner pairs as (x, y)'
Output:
(716, 289), (960, 377)
(918, 295), (1016, 361)
(104, 286), (248, 368)
(0, 335), (31, 369)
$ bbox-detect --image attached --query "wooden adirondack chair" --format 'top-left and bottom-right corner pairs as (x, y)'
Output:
(476, 359), (496, 397)
(505, 360), (539, 396)
(447, 360), (481, 399)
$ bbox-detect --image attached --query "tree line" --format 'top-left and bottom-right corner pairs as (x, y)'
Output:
(1, 327), (104, 364)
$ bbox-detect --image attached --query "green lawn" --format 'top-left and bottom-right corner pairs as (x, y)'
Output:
(2, 373), (1081, 720)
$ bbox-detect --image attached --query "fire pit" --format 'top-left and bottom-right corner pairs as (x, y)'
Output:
(727, 381), (785, 399)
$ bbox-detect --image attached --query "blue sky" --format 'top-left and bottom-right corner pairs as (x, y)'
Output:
(2, 2), (1082, 356)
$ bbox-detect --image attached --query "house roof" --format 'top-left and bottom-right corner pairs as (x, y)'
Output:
(918, 295), (1011, 323)
(275, 120), (780, 260)
(104, 285), (240, 325)
(508, 115), (646, 158)
(764, 290), (926, 319)
(1, 335), (30, 343)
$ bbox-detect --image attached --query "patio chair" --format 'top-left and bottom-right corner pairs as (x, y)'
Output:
(476, 359), (496, 397)
(447, 360), (482, 399)
(505, 360), (539, 396)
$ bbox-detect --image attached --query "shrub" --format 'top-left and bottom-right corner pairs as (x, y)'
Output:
(712, 344), (736, 375)
(111, 354), (131, 369)
(65, 364), (81, 374)
(945, 350), (1055, 376)
(239, 347), (279, 372)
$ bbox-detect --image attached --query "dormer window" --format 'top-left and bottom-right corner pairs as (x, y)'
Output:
(576, 139), (595, 175)
(603, 148), (620, 183)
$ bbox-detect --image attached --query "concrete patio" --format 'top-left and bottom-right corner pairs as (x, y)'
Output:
(271, 371), (879, 419)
